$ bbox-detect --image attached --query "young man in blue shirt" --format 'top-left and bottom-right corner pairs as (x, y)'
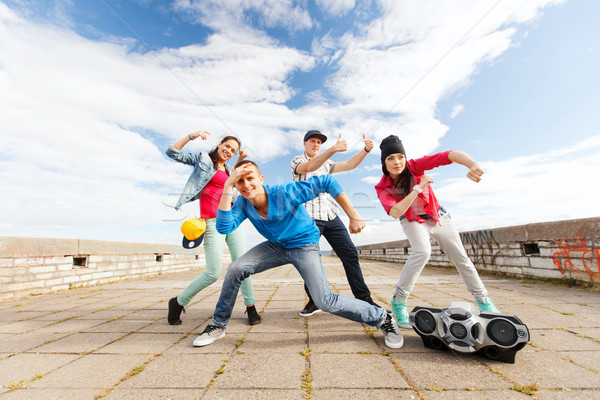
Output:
(192, 160), (403, 349)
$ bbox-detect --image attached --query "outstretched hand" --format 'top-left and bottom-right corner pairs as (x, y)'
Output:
(467, 164), (484, 182)
(362, 133), (373, 152)
(190, 130), (210, 140)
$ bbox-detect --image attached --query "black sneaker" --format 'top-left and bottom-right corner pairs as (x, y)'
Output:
(299, 299), (321, 317)
(168, 297), (185, 325)
(359, 295), (382, 308)
(245, 305), (261, 326)
(380, 312), (404, 349)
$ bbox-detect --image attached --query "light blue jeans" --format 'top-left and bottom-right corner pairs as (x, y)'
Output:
(396, 211), (488, 303)
(211, 241), (386, 328)
(178, 218), (255, 306)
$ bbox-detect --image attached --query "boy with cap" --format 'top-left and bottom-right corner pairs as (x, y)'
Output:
(192, 160), (403, 349)
(291, 130), (380, 317)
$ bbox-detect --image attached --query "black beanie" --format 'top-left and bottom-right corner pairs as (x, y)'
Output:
(380, 135), (406, 163)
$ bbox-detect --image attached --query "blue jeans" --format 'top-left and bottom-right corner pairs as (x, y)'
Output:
(212, 241), (386, 328)
(305, 216), (371, 300)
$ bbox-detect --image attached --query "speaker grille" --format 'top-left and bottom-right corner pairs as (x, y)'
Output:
(414, 310), (437, 334)
(449, 322), (468, 339)
(487, 319), (518, 346)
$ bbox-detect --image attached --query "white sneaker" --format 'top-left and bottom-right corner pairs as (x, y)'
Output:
(193, 324), (226, 347)
(380, 312), (404, 349)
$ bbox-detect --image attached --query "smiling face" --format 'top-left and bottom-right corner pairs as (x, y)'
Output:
(235, 164), (264, 199)
(217, 139), (239, 162)
(384, 153), (406, 179)
(304, 137), (322, 158)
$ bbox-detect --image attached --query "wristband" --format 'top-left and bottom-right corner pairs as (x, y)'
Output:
(364, 147), (371, 153)
(188, 134), (195, 140)
(413, 185), (423, 194)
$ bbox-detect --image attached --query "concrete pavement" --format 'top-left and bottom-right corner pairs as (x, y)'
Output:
(1, 256), (600, 399)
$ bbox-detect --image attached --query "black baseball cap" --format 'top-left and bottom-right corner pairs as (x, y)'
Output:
(303, 130), (327, 143)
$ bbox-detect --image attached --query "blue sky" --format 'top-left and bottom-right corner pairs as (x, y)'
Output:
(1, 0), (599, 249)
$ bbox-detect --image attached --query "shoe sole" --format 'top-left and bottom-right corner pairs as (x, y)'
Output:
(193, 331), (225, 347)
(248, 318), (261, 326)
(299, 309), (322, 317)
(397, 323), (411, 329)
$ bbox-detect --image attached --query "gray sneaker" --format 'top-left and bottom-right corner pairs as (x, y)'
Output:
(380, 312), (404, 349)
(193, 324), (225, 347)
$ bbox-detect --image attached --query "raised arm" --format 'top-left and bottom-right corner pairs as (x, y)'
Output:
(294, 134), (347, 174)
(171, 130), (211, 150)
(448, 150), (484, 182)
(332, 134), (373, 173)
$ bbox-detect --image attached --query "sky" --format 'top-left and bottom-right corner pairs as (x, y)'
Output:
(1, 0), (599, 250)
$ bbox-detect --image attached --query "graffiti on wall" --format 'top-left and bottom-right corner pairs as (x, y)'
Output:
(552, 231), (600, 282)
(460, 229), (499, 267)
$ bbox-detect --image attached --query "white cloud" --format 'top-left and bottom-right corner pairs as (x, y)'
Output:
(361, 175), (381, 185)
(450, 104), (464, 119)
(316, 0), (356, 16)
(174, 0), (313, 34)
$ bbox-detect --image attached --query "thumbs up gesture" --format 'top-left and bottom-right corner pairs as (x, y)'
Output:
(362, 133), (373, 153)
(332, 133), (348, 153)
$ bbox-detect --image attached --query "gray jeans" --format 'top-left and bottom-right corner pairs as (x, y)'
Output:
(395, 211), (488, 303)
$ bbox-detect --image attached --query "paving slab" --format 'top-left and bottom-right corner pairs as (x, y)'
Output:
(0, 257), (599, 399)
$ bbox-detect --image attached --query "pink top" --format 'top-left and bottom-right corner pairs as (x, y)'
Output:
(199, 170), (229, 219)
(375, 151), (453, 223)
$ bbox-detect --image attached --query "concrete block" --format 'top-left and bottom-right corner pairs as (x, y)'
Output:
(528, 257), (557, 270)
(14, 257), (44, 266)
(522, 267), (564, 279)
(45, 278), (64, 287)
(57, 263), (73, 271)
(0, 258), (14, 267)
(91, 272), (114, 280)
(63, 276), (81, 284)
(492, 255), (529, 267)
(30, 265), (57, 274)
(7, 281), (44, 292)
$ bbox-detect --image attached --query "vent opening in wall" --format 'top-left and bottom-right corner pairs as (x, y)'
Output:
(73, 256), (88, 267)
(195, 255), (200, 260)
(404, 247), (409, 255)
(522, 242), (540, 255)
(155, 254), (163, 262)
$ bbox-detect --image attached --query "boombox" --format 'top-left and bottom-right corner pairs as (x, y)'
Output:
(408, 301), (529, 363)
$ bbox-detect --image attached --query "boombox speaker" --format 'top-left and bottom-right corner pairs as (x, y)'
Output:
(409, 301), (529, 363)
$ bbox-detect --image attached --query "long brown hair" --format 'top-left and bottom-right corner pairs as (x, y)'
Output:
(382, 160), (413, 198)
(208, 136), (241, 170)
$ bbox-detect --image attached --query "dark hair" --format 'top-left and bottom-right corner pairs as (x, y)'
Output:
(208, 136), (241, 170)
(234, 159), (260, 173)
(382, 158), (413, 197)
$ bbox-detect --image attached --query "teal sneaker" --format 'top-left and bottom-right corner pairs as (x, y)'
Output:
(391, 296), (411, 329)
(477, 297), (499, 313)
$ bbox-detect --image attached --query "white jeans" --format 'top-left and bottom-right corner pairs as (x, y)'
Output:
(395, 211), (488, 303)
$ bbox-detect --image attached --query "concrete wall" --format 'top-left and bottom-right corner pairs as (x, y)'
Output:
(356, 217), (600, 284)
(0, 237), (228, 302)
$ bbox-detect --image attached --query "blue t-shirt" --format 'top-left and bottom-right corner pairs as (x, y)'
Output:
(216, 175), (344, 248)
